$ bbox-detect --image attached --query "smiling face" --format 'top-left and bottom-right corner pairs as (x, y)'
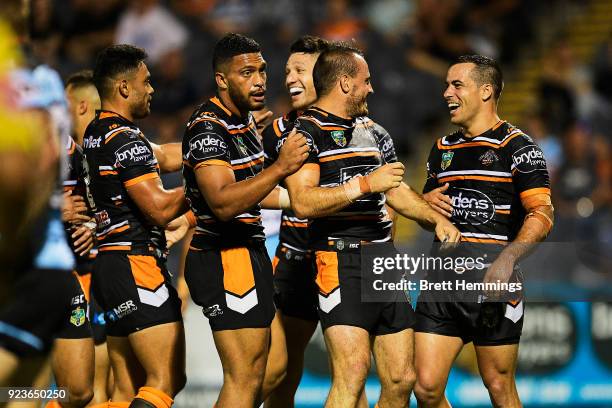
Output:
(345, 54), (373, 118)
(222, 52), (267, 112)
(127, 62), (154, 119)
(285, 52), (319, 110)
(443, 62), (485, 128)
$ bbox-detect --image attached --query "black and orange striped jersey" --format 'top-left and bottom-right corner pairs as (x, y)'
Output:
(83, 110), (165, 252)
(64, 136), (98, 262)
(287, 107), (398, 248)
(63, 137), (88, 200)
(182, 96), (265, 249)
(424, 120), (550, 245)
(262, 110), (309, 253)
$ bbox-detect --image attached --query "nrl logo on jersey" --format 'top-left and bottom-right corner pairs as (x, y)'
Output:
(235, 136), (248, 156)
(441, 151), (454, 170)
(331, 130), (347, 147)
(479, 149), (499, 166)
(70, 307), (86, 327)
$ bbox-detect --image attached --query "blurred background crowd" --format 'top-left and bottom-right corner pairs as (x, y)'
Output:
(26, 0), (612, 274)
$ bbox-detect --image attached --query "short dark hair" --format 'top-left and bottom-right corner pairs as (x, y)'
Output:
(313, 42), (364, 97)
(289, 35), (330, 55)
(454, 55), (504, 100)
(93, 44), (147, 100)
(65, 69), (95, 90)
(213, 33), (261, 72)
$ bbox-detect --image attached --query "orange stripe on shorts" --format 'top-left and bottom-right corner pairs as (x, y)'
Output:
(128, 255), (164, 290)
(315, 251), (339, 295)
(220, 247), (255, 297)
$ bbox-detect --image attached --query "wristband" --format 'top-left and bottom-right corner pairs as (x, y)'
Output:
(185, 210), (197, 228)
(343, 177), (362, 203)
(278, 188), (291, 210)
(525, 210), (553, 232)
(359, 176), (371, 194)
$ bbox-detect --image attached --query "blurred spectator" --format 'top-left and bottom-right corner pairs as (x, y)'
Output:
(314, 0), (365, 43)
(364, 0), (415, 38)
(539, 39), (577, 135)
(115, 0), (188, 67)
(407, 0), (473, 77)
(553, 122), (611, 242)
(28, 0), (62, 67)
(523, 112), (563, 178)
(59, 0), (125, 68)
(202, 0), (255, 37)
(593, 35), (612, 104)
(146, 47), (199, 144)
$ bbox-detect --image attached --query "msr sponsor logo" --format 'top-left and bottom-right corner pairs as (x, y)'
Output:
(108, 300), (138, 320)
(512, 145), (547, 173)
(450, 188), (495, 225)
(83, 135), (102, 149)
(115, 142), (152, 167)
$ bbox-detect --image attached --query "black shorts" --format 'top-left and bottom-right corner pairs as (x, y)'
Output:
(75, 260), (106, 345)
(415, 299), (524, 346)
(92, 250), (182, 337)
(314, 247), (415, 336)
(0, 268), (91, 356)
(272, 246), (318, 322)
(185, 243), (275, 331)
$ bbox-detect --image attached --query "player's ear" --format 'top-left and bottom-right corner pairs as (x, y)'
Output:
(118, 79), (129, 99)
(78, 100), (88, 116)
(215, 72), (228, 91)
(340, 74), (351, 94)
(481, 83), (493, 102)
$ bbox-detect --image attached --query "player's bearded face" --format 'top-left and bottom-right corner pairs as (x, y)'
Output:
(129, 63), (153, 119)
(227, 53), (267, 112)
(444, 63), (480, 126)
(285, 52), (319, 110)
(346, 56), (373, 118)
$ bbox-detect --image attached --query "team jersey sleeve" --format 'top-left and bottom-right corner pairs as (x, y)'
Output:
(106, 130), (159, 187)
(290, 118), (319, 165)
(262, 119), (281, 168)
(423, 142), (440, 194)
(183, 119), (231, 170)
(505, 133), (551, 199)
(374, 123), (398, 164)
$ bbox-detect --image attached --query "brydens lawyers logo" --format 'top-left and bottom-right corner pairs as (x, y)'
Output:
(441, 151), (454, 170)
(115, 141), (152, 167)
(512, 145), (547, 173)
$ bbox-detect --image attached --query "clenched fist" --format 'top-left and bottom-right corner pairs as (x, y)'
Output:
(366, 162), (405, 193)
(274, 128), (310, 176)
